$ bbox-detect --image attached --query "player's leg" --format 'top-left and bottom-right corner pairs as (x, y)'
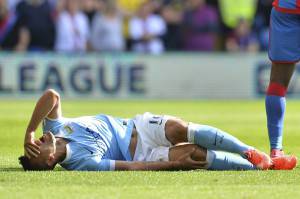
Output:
(168, 144), (257, 170)
(165, 119), (272, 169)
(267, 8), (300, 157)
(266, 63), (295, 157)
(134, 112), (271, 169)
(165, 119), (253, 156)
(133, 112), (253, 154)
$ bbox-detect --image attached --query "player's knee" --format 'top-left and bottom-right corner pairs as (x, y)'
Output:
(191, 145), (207, 162)
(165, 118), (188, 134)
(165, 118), (188, 144)
(169, 144), (207, 162)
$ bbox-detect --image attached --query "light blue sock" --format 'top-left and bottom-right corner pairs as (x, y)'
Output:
(207, 150), (257, 170)
(188, 124), (253, 157)
(265, 95), (285, 149)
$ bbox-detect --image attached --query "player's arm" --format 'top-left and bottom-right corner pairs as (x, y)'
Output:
(24, 89), (62, 158)
(77, 146), (206, 171)
(115, 148), (206, 171)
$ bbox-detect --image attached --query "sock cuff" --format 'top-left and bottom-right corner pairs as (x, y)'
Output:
(266, 82), (287, 97)
(206, 150), (215, 169)
(187, 123), (197, 143)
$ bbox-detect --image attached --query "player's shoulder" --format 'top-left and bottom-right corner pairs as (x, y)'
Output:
(43, 117), (69, 132)
(60, 142), (113, 171)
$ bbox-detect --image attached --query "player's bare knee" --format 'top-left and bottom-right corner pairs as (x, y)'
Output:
(191, 146), (207, 162)
(169, 144), (207, 162)
(165, 118), (188, 144)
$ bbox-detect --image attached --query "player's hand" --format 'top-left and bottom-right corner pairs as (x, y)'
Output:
(24, 132), (40, 158)
(177, 148), (207, 170)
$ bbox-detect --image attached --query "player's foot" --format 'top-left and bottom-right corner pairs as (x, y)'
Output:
(244, 149), (272, 170)
(270, 149), (284, 158)
(271, 155), (297, 170)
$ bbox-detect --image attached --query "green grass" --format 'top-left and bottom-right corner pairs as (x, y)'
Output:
(1, 100), (300, 199)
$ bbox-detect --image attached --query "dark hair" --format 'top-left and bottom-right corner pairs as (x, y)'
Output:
(18, 156), (54, 171)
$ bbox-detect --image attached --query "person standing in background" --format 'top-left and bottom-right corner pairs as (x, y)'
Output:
(225, 18), (259, 52)
(181, 0), (219, 51)
(129, 1), (166, 54)
(90, 0), (124, 52)
(7, 0), (22, 11)
(0, 0), (29, 51)
(117, 0), (145, 51)
(218, 0), (257, 30)
(160, 0), (184, 51)
(15, 0), (56, 51)
(55, 0), (89, 53)
(80, 0), (101, 25)
(253, 0), (272, 51)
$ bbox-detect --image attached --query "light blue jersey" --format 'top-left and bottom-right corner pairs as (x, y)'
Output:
(42, 114), (134, 171)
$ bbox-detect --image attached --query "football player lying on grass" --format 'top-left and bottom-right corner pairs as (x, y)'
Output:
(19, 89), (297, 171)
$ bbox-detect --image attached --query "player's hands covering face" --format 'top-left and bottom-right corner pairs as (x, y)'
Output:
(24, 132), (40, 158)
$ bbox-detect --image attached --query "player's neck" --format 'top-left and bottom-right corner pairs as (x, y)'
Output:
(54, 138), (68, 163)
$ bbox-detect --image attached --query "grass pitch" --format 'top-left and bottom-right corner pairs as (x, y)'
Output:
(0, 100), (300, 199)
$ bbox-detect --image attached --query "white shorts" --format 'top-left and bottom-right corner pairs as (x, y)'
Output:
(132, 112), (175, 162)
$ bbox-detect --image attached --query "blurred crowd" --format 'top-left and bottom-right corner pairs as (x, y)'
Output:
(0, 0), (273, 54)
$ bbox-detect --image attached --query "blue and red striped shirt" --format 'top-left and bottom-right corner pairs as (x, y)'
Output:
(273, 0), (300, 14)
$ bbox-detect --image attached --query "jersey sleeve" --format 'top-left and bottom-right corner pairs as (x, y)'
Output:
(63, 156), (115, 171)
(42, 117), (68, 133)
(77, 157), (115, 171)
(60, 143), (116, 171)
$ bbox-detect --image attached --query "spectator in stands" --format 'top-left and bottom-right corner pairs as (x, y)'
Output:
(53, 0), (66, 15)
(47, 0), (58, 9)
(0, 0), (29, 51)
(55, 0), (89, 53)
(7, 0), (22, 11)
(16, 0), (56, 51)
(80, 0), (102, 25)
(253, 0), (272, 51)
(90, 0), (124, 52)
(129, 1), (166, 54)
(218, 0), (257, 30)
(181, 0), (219, 51)
(117, 0), (146, 51)
(118, 0), (144, 15)
(225, 18), (259, 52)
(160, 0), (184, 51)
